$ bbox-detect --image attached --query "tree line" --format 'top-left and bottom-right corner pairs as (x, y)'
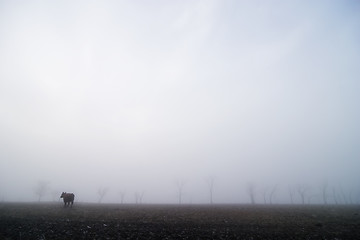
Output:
(32, 179), (359, 205)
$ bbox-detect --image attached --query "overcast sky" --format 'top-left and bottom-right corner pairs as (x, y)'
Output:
(1, 0), (359, 204)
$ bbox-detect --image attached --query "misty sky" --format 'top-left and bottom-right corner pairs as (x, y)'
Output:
(1, 0), (360, 204)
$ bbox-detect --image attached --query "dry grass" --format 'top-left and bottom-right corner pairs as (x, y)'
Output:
(1, 203), (359, 239)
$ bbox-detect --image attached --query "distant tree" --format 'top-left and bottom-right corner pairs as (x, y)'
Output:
(206, 176), (215, 204)
(354, 190), (360, 205)
(321, 182), (329, 205)
(175, 180), (186, 204)
(97, 187), (108, 203)
(246, 183), (256, 204)
(296, 184), (308, 204)
(34, 181), (50, 202)
(134, 193), (138, 204)
(348, 190), (354, 205)
(139, 192), (144, 203)
(339, 185), (349, 204)
(332, 187), (340, 204)
(119, 191), (126, 204)
(134, 191), (144, 204)
(260, 184), (277, 204)
(288, 186), (295, 204)
(269, 185), (277, 204)
(261, 187), (268, 204)
(331, 185), (351, 205)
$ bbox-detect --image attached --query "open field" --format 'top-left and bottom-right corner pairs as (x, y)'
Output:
(0, 203), (359, 239)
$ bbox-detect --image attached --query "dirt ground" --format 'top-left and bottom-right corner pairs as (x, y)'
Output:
(0, 203), (359, 239)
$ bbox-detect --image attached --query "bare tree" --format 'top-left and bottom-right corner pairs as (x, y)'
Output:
(288, 186), (295, 204)
(97, 187), (108, 203)
(246, 183), (256, 204)
(34, 181), (49, 202)
(331, 185), (350, 205)
(332, 187), (340, 204)
(339, 185), (349, 204)
(134, 192), (139, 204)
(269, 185), (277, 204)
(119, 191), (126, 204)
(206, 176), (215, 204)
(296, 185), (308, 204)
(261, 187), (268, 204)
(321, 182), (329, 205)
(135, 191), (144, 204)
(354, 190), (360, 204)
(175, 180), (186, 204)
(349, 190), (354, 205)
(139, 191), (144, 203)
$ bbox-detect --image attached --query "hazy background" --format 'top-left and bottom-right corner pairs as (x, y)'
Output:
(1, 0), (359, 204)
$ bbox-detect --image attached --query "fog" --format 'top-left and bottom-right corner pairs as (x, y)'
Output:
(1, 0), (359, 204)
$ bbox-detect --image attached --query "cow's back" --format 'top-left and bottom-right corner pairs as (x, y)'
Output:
(64, 193), (75, 202)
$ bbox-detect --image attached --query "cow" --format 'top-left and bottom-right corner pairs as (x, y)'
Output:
(60, 192), (75, 207)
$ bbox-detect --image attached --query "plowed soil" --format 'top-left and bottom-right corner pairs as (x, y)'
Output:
(0, 203), (359, 239)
